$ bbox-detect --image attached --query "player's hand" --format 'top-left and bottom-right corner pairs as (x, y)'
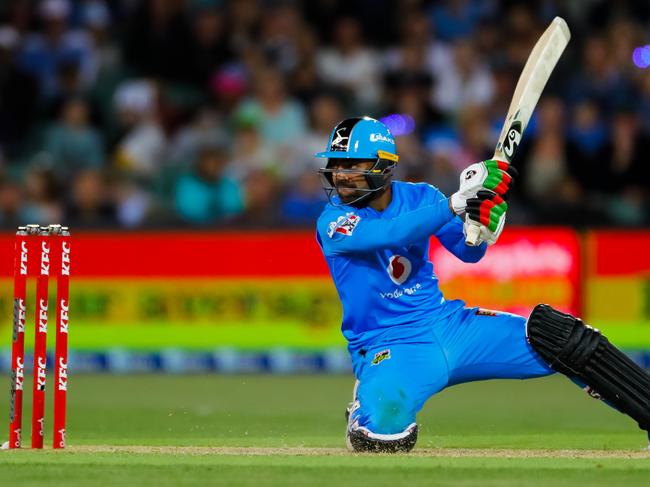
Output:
(464, 190), (508, 246)
(450, 159), (517, 215)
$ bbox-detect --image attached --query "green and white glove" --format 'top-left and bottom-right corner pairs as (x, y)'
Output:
(450, 159), (517, 215)
(464, 190), (508, 246)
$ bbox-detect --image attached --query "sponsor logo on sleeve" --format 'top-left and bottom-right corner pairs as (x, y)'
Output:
(371, 349), (391, 366)
(327, 213), (361, 238)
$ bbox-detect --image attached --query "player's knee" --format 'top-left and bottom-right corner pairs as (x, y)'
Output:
(359, 386), (415, 435)
(526, 303), (601, 376)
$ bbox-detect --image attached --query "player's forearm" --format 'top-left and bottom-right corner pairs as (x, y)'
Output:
(322, 197), (454, 254)
(436, 216), (487, 263)
(454, 238), (487, 263)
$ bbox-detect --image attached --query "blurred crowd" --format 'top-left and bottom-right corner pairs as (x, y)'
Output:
(0, 0), (648, 229)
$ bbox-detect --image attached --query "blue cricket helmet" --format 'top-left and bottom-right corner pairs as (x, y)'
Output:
(315, 116), (399, 161)
(316, 116), (399, 207)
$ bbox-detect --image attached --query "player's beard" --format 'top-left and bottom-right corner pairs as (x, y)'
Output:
(335, 183), (366, 203)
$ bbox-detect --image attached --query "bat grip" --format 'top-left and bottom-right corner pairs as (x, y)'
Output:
(465, 221), (482, 246)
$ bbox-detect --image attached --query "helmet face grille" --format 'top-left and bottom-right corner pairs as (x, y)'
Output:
(318, 158), (397, 208)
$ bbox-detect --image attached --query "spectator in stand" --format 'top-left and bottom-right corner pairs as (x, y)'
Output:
(122, 0), (193, 81)
(295, 94), (343, 175)
(231, 168), (281, 227)
(227, 108), (281, 181)
(227, 0), (262, 55)
(517, 97), (584, 224)
(383, 13), (451, 86)
(258, 3), (303, 74)
(280, 169), (326, 225)
(432, 38), (494, 116)
(167, 106), (228, 167)
(637, 72), (650, 135)
(567, 35), (635, 116)
(65, 168), (117, 227)
(0, 177), (24, 227)
(289, 27), (321, 104)
(0, 25), (38, 158)
(428, 141), (461, 198)
(604, 109), (649, 225)
(233, 67), (306, 174)
(43, 97), (104, 178)
(316, 17), (381, 111)
(112, 80), (166, 180)
(428, 0), (488, 42)
(607, 20), (644, 77)
(521, 98), (571, 203)
(188, 4), (232, 87)
(566, 100), (609, 194)
(174, 146), (243, 225)
(454, 104), (493, 170)
(81, 0), (120, 79)
(22, 166), (63, 225)
(18, 0), (95, 100)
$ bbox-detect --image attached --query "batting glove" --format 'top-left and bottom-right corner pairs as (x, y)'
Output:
(464, 190), (508, 246)
(450, 159), (517, 215)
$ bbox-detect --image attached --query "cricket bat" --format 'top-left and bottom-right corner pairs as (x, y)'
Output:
(465, 16), (571, 245)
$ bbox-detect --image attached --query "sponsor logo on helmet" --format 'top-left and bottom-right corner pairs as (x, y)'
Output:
(371, 349), (391, 366)
(370, 133), (393, 144)
(327, 213), (361, 238)
(330, 128), (350, 151)
(387, 255), (412, 285)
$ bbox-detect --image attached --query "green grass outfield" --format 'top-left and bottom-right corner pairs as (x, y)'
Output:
(2, 374), (650, 486)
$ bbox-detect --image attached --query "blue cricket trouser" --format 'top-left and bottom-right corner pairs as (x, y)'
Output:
(349, 307), (554, 435)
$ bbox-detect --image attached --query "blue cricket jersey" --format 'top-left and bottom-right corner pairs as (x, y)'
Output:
(316, 181), (487, 351)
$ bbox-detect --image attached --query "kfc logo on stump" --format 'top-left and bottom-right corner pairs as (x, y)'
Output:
(387, 255), (412, 285)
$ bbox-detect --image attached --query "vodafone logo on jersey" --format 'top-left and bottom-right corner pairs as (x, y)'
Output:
(387, 255), (412, 285)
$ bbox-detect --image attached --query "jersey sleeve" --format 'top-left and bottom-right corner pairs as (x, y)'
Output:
(317, 195), (454, 256)
(434, 215), (487, 263)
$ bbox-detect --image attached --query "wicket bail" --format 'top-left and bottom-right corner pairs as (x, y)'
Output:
(8, 224), (71, 449)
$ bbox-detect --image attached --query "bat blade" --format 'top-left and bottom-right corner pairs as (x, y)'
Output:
(465, 16), (571, 245)
(494, 16), (571, 162)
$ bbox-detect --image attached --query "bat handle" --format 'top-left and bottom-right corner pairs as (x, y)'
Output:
(465, 220), (482, 246)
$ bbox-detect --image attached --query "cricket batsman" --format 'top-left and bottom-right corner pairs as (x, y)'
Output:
(315, 116), (650, 453)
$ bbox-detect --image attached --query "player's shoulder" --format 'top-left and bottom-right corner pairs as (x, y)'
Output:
(393, 180), (445, 202)
(317, 204), (366, 239)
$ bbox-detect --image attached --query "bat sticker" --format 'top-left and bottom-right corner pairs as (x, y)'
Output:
(502, 120), (522, 161)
